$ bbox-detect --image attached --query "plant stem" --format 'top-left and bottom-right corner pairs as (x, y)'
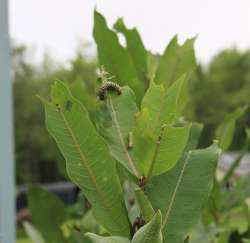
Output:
(146, 126), (166, 181)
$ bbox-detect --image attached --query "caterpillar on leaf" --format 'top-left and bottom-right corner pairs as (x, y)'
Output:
(97, 81), (122, 100)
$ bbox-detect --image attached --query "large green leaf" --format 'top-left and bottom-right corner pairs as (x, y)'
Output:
(93, 10), (143, 103)
(155, 36), (196, 88)
(132, 105), (191, 177)
(96, 86), (141, 177)
(42, 81), (130, 237)
(114, 18), (148, 85)
(28, 186), (67, 243)
(131, 211), (163, 243)
(216, 106), (247, 151)
(141, 75), (188, 133)
(86, 233), (130, 243)
(146, 143), (220, 243)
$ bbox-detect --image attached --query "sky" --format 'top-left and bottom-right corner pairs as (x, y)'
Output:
(9, 0), (250, 64)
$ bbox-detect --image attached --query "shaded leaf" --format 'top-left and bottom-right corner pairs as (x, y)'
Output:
(135, 188), (155, 222)
(146, 143), (220, 243)
(43, 81), (130, 237)
(216, 106), (247, 151)
(114, 18), (148, 84)
(155, 36), (196, 88)
(86, 233), (130, 243)
(132, 211), (163, 243)
(28, 186), (67, 243)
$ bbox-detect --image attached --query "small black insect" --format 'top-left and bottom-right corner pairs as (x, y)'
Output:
(65, 100), (73, 111)
(97, 81), (122, 100)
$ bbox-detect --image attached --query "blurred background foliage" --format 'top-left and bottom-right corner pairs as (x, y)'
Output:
(187, 49), (250, 149)
(13, 43), (250, 184)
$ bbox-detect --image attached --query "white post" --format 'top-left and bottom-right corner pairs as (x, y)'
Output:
(0, 0), (16, 242)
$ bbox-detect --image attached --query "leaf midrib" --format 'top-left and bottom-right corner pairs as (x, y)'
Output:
(58, 108), (120, 223)
(107, 94), (140, 178)
(162, 153), (190, 227)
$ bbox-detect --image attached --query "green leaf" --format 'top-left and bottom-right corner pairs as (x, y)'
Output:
(23, 221), (45, 243)
(93, 10), (144, 103)
(147, 52), (160, 83)
(96, 86), (141, 177)
(86, 233), (130, 243)
(185, 122), (203, 151)
(216, 106), (247, 151)
(28, 186), (67, 243)
(141, 75), (188, 133)
(155, 36), (196, 88)
(146, 143), (220, 243)
(131, 211), (163, 243)
(133, 121), (191, 177)
(70, 80), (96, 117)
(135, 188), (155, 222)
(114, 18), (148, 84)
(81, 210), (107, 235)
(43, 81), (130, 237)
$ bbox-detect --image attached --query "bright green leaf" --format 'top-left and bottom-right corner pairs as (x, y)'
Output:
(141, 75), (188, 133)
(155, 36), (196, 88)
(43, 81), (130, 237)
(147, 52), (160, 83)
(146, 143), (220, 243)
(133, 121), (191, 177)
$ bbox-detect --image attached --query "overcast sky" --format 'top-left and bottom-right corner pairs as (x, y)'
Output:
(9, 0), (250, 64)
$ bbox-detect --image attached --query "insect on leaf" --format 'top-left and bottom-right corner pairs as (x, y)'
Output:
(93, 10), (144, 103)
(96, 86), (141, 177)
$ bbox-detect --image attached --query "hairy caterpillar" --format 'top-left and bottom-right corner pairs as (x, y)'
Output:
(97, 81), (122, 100)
